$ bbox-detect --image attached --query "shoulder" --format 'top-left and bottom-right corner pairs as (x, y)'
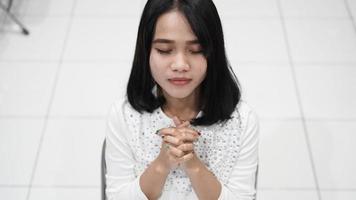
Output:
(106, 96), (144, 139)
(235, 100), (260, 147)
(234, 99), (260, 133)
(108, 96), (142, 121)
(236, 99), (256, 117)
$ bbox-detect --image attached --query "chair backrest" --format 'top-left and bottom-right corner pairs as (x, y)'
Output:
(255, 164), (259, 200)
(101, 140), (107, 200)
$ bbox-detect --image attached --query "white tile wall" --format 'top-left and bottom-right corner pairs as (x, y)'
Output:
(0, 17), (70, 61)
(295, 65), (356, 119)
(347, 0), (356, 19)
(307, 121), (356, 189)
(223, 18), (289, 63)
(62, 18), (139, 62)
(28, 188), (100, 200)
(0, 119), (44, 185)
(284, 19), (356, 63)
(279, 0), (349, 18)
(32, 119), (106, 186)
(0, 188), (28, 200)
(49, 62), (130, 117)
(257, 120), (316, 188)
(257, 190), (319, 200)
(235, 63), (301, 119)
(0, 62), (57, 116)
(214, 0), (280, 19)
(321, 191), (356, 200)
(74, 0), (142, 17)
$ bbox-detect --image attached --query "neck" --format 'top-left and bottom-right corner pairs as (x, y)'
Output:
(161, 90), (200, 121)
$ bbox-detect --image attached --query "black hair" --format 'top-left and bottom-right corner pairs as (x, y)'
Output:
(126, 0), (241, 126)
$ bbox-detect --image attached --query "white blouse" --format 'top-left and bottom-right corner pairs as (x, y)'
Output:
(105, 97), (259, 200)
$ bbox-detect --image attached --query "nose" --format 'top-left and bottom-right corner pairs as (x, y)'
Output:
(170, 53), (190, 72)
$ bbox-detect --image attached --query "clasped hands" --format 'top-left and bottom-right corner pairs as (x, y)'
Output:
(156, 116), (201, 171)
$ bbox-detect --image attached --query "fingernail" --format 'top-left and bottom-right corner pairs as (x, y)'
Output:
(155, 129), (162, 136)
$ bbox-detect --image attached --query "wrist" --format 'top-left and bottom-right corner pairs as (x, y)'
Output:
(153, 157), (171, 175)
(181, 154), (203, 175)
(183, 164), (202, 176)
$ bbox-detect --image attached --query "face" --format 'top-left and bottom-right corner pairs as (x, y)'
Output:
(149, 10), (207, 100)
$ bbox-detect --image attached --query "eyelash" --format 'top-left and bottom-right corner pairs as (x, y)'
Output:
(155, 48), (203, 55)
(190, 50), (203, 54)
(156, 49), (172, 55)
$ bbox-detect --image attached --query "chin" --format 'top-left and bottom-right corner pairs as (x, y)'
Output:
(163, 89), (195, 100)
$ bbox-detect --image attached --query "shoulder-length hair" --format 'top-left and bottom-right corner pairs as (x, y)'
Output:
(127, 0), (241, 126)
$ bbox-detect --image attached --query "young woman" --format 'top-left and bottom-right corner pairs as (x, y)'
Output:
(105, 0), (259, 199)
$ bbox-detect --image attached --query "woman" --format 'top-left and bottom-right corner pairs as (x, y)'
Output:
(105, 0), (259, 199)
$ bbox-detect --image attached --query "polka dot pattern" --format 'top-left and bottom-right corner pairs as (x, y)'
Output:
(121, 100), (249, 196)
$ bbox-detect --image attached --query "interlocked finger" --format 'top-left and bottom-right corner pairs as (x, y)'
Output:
(177, 143), (194, 152)
(178, 127), (200, 136)
(179, 152), (194, 162)
(156, 127), (181, 138)
(163, 135), (183, 146)
(163, 143), (170, 149)
(165, 143), (185, 158)
(176, 131), (199, 143)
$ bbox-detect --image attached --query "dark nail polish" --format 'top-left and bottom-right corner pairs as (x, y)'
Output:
(155, 129), (161, 135)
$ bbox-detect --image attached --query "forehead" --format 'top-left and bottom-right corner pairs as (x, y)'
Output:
(153, 10), (197, 41)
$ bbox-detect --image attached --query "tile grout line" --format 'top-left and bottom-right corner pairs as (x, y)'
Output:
(275, 0), (322, 199)
(344, 0), (356, 35)
(24, 1), (78, 199)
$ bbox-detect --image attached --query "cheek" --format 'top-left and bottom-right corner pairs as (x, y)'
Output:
(149, 52), (158, 70)
(149, 52), (165, 81)
(150, 51), (164, 68)
(149, 51), (156, 70)
(193, 57), (208, 78)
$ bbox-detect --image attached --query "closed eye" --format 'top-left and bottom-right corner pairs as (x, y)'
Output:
(190, 50), (203, 54)
(156, 48), (172, 55)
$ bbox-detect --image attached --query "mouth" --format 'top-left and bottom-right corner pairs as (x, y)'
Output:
(168, 78), (192, 86)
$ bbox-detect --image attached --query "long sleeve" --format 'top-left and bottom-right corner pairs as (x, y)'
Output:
(105, 101), (148, 200)
(218, 109), (260, 200)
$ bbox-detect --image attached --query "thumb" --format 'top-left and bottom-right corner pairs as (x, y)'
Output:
(178, 120), (190, 128)
(173, 116), (182, 127)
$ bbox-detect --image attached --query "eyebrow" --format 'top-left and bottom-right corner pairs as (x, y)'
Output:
(152, 38), (200, 44)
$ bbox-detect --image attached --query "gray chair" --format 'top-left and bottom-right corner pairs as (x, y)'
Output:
(255, 164), (259, 199)
(101, 139), (107, 200)
(0, 0), (29, 35)
(101, 139), (259, 200)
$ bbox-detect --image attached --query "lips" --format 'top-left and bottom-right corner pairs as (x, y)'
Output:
(168, 78), (192, 86)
